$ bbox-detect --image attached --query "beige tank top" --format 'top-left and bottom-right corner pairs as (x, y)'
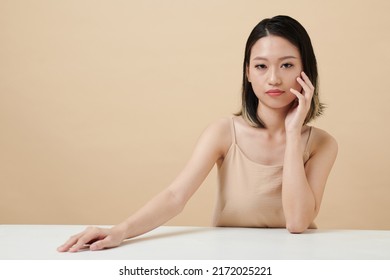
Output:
(212, 117), (316, 229)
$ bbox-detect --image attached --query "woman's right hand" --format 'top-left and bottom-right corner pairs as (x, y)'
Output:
(57, 224), (127, 252)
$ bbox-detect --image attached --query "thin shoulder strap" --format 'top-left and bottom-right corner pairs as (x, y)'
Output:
(230, 116), (237, 144)
(304, 126), (313, 156)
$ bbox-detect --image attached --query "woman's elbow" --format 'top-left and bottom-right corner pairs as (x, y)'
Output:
(286, 221), (309, 234)
(166, 189), (187, 214)
(285, 207), (317, 234)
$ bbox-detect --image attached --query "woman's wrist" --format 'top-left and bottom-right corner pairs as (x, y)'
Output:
(285, 129), (302, 142)
(285, 129), (304, 157)
(112, 221), (130, 240)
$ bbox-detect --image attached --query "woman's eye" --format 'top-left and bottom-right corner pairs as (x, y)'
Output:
(255, 64), (267, 69)
(281, 63), (293, 68)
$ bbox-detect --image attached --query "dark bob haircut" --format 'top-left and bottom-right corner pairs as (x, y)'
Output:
(237, 15), (324, 128)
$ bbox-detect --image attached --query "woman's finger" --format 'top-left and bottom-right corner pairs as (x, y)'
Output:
(90, 235), (115, 251)
(299, 72), (315, 101)
(57, 231), (86, 252)
(68, 228), (104, 252)
(290, 87), (305, 103)
(301, 71), (315, 90)
(296, 76), (311, 96)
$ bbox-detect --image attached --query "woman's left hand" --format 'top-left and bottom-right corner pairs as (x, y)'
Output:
(285, 71), (314, 133)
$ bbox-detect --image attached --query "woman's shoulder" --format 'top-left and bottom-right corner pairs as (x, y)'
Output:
(200, 116), (234, 154)
(310, 126), (338, 154)
(205, 115), (233, 134)
(205, 115), (245, 137)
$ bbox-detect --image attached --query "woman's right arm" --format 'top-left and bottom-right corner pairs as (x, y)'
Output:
(57, 118), (231, 252)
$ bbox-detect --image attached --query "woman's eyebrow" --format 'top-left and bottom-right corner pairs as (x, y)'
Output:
(252, 55), (299, 61)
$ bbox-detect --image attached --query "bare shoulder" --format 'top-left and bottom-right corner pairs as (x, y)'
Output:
(200, 116), (233, 157)
(311, 127), (338, 156)
(203, 116), (232, 142)
(205, 116), (232, 133)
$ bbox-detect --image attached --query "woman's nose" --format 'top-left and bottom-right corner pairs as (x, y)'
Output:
(268, 68), (282, 85)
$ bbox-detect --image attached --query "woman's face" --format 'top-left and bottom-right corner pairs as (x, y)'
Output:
(247, 35), (303, 110)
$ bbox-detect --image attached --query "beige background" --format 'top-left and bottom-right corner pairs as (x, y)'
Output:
(1, 0), (389, 230)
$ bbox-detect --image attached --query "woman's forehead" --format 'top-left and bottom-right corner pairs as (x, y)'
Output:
(250, 35), (300, 61)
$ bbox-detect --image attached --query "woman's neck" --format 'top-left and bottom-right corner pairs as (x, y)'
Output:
(257, 104), (290, 136)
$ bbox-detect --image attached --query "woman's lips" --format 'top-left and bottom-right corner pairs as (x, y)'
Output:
(266, 89), (285, 96)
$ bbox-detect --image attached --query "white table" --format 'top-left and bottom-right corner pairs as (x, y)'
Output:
(1, 225), (390, 260)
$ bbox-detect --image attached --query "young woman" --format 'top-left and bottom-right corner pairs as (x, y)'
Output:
(58, 15), (337, 253)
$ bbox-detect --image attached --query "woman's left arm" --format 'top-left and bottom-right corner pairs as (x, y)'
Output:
(282, 129), (338, 233)
(283, 72), (338, 233)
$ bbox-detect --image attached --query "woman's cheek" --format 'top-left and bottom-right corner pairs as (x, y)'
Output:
(292, 74), (303, 92)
